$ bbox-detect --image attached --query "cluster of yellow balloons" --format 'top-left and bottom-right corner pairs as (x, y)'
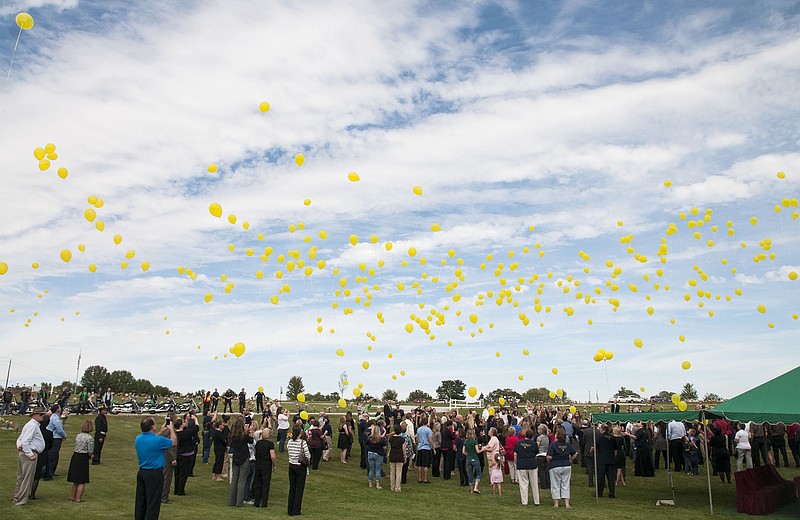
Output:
(33, 143), (68, 179)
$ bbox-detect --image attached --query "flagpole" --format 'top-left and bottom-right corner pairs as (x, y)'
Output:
(73, 350), (81, 394)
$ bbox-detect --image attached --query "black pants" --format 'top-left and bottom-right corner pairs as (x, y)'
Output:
(202, 402), (210, 415)
(46, 437), (63, 478)
(770, 437), (789, 467)
(239, 401), (245, 414)
(224, 400), (232, 413)
(211, 401), (218, 412)
(287, 464), (306, 516)
(457, 457), (467, 485)
(256, 400), (263, 413)
(93, 434), (105, 463)
(669, 439), (684, 472)
(252, 460), (272, 507)
(359, 439), (367, 468)
(537, 456), (549, 488)
(584, 455), (594, 486)
(174, 454), (192, 494)
(432, 450), (441, 477)
(135, 468), (164, 520)
(788, 438), (800, 467)
(442, 449), (455, 480)
(189, 444), (198, 475)
(402, 460), (410, 484)
(654, 449), (666, 469)
(310, 447), (322, 470)
(597, 463), (616, 497)
(751, 437), (767, 466)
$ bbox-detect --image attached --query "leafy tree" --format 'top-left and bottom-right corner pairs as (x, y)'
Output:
(520, 387), (550, 402)
(658, 390), (674, 399)
(381, 389), (398, 402)
(703, 392), (723, 402)
(407, 389), (433, 402)
(615, 386), (640, 398)
(108, 370), (136, 393)
(286, 375), (305, 400)
(152, 385), (170, 396)
(436, 379), (466, 400)
(487, 388), (522, 401)
(135, 378), (154, 395)
(680, 383), (698, 401)
(81, 365), (109, 393)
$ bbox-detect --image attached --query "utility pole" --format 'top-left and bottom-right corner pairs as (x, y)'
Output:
(4, 359), (10, 389)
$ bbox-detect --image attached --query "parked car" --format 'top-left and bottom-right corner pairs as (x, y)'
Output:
(609, 395), (641, 403)
(650, 395), (670, 403)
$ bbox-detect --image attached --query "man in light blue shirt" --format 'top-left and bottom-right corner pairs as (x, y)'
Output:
(45, 404), (66, 479)
(135, 417), (176, 520)
(667, 420), (687, 472)
(416, 416), (433, 483)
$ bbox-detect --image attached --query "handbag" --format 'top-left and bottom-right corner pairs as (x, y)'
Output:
(298, 441), (310, 467)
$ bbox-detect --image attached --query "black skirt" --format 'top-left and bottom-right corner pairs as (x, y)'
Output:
(67, 452), (90, 484)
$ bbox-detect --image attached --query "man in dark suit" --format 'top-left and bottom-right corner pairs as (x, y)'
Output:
(383, 402), (393, 428)
(594, 424), (617, 498)
(93, 406), (108, 464)
(610, 400), (620, 414)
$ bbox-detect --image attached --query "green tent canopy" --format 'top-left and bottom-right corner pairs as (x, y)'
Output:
(591, 410), (701, 423)
(707, 366), (800, 424)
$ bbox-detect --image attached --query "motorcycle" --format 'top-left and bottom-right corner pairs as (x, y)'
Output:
(111, 400), (141, 414)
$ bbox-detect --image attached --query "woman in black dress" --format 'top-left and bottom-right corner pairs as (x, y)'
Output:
(633, 421), (655, 477)
(337, 415), (350, 463)
(708, 426), (731, 483)
(252, 427), (276, 507)
(211, 419), (228, 480)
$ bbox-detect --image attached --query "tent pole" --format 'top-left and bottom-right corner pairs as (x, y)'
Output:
(666, 423), (675, 502)
(592, 414), (599, 503)
(702, 411), (714, 515)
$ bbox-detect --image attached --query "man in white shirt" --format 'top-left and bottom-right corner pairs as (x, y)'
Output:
(13, 406), (47, 505)
(667, 420), (687, 472)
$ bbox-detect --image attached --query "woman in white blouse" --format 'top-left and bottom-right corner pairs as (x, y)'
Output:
(67, 420), (94, 502)
(277, 408), (290, 452)
(286, 425), (311, 516)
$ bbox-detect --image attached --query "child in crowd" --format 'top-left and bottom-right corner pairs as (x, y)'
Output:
(490, 452), (503, 495)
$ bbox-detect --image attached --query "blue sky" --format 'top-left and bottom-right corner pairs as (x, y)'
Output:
(1, 0), (799, 401)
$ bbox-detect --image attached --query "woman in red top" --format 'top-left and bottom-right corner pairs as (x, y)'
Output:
(306, 419), (324, 470)
(504, 425), (520, 483)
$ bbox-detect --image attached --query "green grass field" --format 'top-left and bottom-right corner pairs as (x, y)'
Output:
(2, 415), (798, 519)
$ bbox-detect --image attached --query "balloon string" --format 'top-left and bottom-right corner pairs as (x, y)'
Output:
(5, 28), (22, 83)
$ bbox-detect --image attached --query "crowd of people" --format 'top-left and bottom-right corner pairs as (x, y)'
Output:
(10, 394), (800, 517)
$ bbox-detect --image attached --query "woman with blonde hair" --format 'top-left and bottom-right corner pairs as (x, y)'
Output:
(536, 423), (550, 489)
(337, 415), (351, 463)
(365, 425), (387, 489)
(67, 420), (94, 502)
(252, 426), (276, 508)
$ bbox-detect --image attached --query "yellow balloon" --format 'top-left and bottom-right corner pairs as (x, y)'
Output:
(640, 387), (645, 392)
(84, 208), (96, 222)
(522, 349), (529, 356)
(634, 338), (643, 348)
(0, 261), (8, 275)
(405, 323), (413, 333)
(258, 386), (264, 393)
(408, 247), (417, 257)
(604, 351), (614, 360)
(141, 262), (150, 271)
(549, 391), (556, 399)
(362, 361), (369, 370)
(757, 304), (766, 314)
(681, 360), (691, 370)
(57, 167), (68, 179)
(227, 214), (237, 225)
(295, 153), (305, 167)
(569, 406), (577, 414)
(95, 220), (105, 232)
(39, 159), (50, 171)
(33, 147), (45, 160)
(259, 101), (270, 113)
(88, 263), (96, 273)
(113, 234), (122, 245)
(488, 407), (495, 415)
(207, 164), (218, 173)
(349, 235), (358, 246)
(352, 388), (361, 397)
(412, 185), (422, 196)
(77, 244), (85, 252)
(678, 401), (688, 411)
(16, 12), (34, 30)
(297, 393), (306, 403)
(551, 367), (558, 375)
(60, 249), (72, 263)
(430, 223), (441, 232)
(336, 348), (344, 356)
(125, 249), (135, 259)
(671, 393), (680, 405)
(347, 172), (360, 182)
(468, 386), (477, 398)
(232, 341), (246, 357)
(556, 388), (564, 397)
(204, 292), (213, 303)
(338, 398), (347, 408)
(44, 143), (55, 154)
(469, 313), (478, 324)
(789, 272), (798, 281)
(209, 202), (222, 218)
(498, 397), (505, 405)
(646, 306), (654, 316)
(31, 262), (39, 269)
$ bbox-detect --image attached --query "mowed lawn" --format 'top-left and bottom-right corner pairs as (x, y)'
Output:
(1, 415), (798, 519)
